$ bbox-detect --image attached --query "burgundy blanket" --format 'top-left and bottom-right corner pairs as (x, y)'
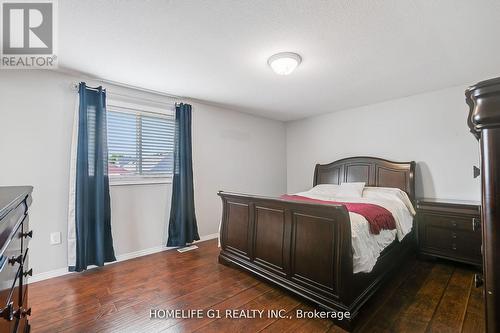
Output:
(280, 194), (396, 235)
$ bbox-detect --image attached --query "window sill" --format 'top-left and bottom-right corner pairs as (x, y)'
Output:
(109, 177), (172, 186)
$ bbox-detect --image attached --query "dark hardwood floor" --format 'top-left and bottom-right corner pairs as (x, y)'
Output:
(30, 239), (484, 333)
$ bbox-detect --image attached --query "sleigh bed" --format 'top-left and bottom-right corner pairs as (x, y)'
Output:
(218, 156), (416, 330)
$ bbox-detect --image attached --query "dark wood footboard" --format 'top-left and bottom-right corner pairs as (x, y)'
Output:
(218, 191), (415, 330)
(218, 192), (356, 319)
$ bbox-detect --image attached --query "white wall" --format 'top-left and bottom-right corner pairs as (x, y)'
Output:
(286, 85), (481, 200)
(191, 101), (287, 237)
(0, 70), (286, 276)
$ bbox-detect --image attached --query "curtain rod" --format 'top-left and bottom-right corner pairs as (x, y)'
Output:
(71, 82), (181, 108)
(58, 66), (184, 101)
(71, 81), (181, 100)
(71, 80), (183, 101)
(72, 83), (103, 91)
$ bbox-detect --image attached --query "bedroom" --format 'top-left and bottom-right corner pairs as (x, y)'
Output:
(0, 0), (499, 332)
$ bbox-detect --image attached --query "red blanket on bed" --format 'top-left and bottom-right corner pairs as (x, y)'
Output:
(280, 194), (396, 235)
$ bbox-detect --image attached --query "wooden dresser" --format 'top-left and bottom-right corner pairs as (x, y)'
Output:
(416, 198), (482, 267)
(0, 187), (33, 333)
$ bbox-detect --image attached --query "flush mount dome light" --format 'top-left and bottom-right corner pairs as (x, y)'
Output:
(267, 52), (302, 75)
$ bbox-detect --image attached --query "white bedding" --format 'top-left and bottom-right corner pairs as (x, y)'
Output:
(294, 186), (415, 273)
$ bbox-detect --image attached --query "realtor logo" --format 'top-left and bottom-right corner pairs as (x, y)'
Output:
(1, 0), (57, 68)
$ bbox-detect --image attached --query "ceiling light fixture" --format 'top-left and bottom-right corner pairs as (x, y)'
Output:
(267, 52), (302, 75)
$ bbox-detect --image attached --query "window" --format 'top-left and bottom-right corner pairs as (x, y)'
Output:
(107, 101), (175, 184)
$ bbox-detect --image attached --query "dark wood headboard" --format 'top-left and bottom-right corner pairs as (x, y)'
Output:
(313, 156), (416, 202)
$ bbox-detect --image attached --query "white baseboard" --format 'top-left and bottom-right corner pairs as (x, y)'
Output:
(30, 233), (219, 284)
(30, 267), (71, 283)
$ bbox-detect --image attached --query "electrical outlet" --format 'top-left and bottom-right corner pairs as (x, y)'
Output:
(50, 232), (61, 245)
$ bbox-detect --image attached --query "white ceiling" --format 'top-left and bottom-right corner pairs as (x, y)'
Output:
(59, 0), (500, 121)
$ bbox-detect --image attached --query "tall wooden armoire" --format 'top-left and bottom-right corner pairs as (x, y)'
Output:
(466, 77), (500, 333)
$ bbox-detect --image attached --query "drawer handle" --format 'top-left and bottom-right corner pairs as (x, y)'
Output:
(472, 218), (481, 231)
(14, 307), (31, 319)
(474, 273), (484, 288)
(452, 244), (457, 250)
(451, 221), (458, 228)
(23, 268), (33, 278)
(452, 233), (457, 239)
(22, 230), (33, 239)
(8, 254), (22, 266)
(0, 302), (14, 321)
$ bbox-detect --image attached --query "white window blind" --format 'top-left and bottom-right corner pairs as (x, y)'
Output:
(107, 103), (175, 183)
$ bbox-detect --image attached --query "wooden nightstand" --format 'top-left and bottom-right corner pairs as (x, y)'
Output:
(416, 198), (482, 267)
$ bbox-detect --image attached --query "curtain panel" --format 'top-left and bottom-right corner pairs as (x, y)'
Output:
(167, 103), (200, 247)
(68, 82), (116, 272)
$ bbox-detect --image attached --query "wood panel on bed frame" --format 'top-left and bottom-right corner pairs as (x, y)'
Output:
(218, 156), (416, 330)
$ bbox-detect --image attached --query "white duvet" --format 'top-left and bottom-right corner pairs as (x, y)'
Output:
(294, 186), (415, 273)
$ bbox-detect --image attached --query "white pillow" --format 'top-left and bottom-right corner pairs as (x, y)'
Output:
(337, 182), (365, 198)
(313, 184), (340, 191)
(362, 187), (416, 215)
(306, 184), (341, 196)
(298, 182), (365, 199)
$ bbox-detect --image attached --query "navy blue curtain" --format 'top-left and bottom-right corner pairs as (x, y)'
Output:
(167, 103), (200, 247)
(71, 82), (116, 272)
